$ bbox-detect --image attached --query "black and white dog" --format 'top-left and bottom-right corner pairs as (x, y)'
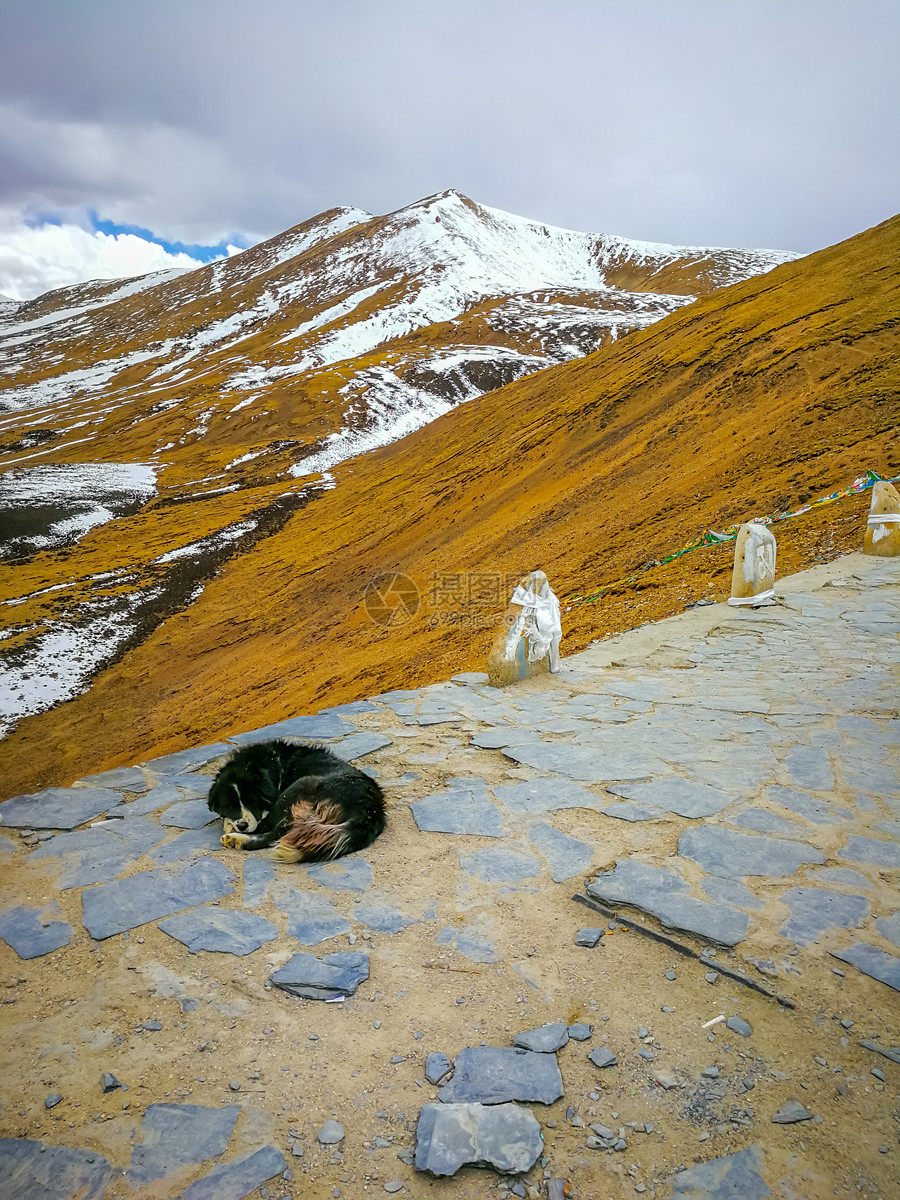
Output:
(207, 740), (385, 862)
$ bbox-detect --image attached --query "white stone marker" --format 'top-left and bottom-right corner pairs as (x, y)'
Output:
(487, 569), (562, 687)
(727, 522), (777, 607)
(863, 481), (900, 557)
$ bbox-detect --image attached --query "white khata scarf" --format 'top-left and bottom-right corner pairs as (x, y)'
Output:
(510, 580), (562, 672)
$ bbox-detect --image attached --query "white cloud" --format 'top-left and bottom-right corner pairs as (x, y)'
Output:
(0, 208), (213, 301)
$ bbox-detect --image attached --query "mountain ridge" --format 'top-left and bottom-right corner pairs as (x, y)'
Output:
(0, 208), (895, 796)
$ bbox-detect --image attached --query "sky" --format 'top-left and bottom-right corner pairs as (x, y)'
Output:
(0, 0), (897, 300)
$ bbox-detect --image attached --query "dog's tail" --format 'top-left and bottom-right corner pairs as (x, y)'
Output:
(272, 800), (353, 863)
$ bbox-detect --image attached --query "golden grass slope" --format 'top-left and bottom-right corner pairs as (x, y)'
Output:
(1, 214), (897, 796)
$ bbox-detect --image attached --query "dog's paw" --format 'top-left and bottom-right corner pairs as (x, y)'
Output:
(221, 831), (252, 849)
(222, 817), (237, 835)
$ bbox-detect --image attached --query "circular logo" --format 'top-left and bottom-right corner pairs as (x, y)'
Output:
(364, 572), (421, 627)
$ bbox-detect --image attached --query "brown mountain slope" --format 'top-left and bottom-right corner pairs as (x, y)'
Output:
(1, 214), (897, 796)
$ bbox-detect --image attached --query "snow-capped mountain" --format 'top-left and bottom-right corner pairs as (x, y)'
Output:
(0, 191), (799, 736)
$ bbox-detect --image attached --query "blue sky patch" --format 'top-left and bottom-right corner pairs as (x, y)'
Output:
(88, 212), (250, 261)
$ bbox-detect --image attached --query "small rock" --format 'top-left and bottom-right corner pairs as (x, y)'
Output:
(638, 1049), (655, 1061)
(318, 1120), (345, 1144)
(772, 1101), (813, 1124)
(653, 1071), (679, 1090)
(143, 1019), (162, 1031)
(705, 972), (719, 984)
(374, 1020), (382, 1029)
(576, 928), (604, 947)
(726, 1017), (752, 1038)
(99, 1073), (121, 1093)
(665, 970), (676, 981)
(44, 1093), (62, 1109)
(880, 1145), (889, 1154)
(383, 1184), (404, 1194)
(424, 1052), (452, 1085)
(742, 1076), (755, 1090)
(567, 1022), (593, 1041)
(840, 1019), (853, 1029)
(702, 1066), (719, 1078)
(413, 1031), (424, 1040)
(513, 1022), (569, 1053)
(291, 1143), (304, 1157)
(638, 1026), (649, 1038)
(661, 1005), (675, 1013)
(228, 1080), (241, 1091)
(590, 1123), (615, 1138)
(588, 1047), (617, 1069)
(871, 1067), (886, 1082)
(390, 1055), (406, 1064)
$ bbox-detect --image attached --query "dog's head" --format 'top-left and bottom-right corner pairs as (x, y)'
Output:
(207, 775), (269, 833)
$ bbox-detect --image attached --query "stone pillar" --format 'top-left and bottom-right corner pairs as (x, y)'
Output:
(863, 481), (900, 557)
(727, 522), (777, 607)
(487, 570), (562, 688)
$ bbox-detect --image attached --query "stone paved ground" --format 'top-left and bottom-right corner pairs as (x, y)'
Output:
(0, 551), (897, 1199)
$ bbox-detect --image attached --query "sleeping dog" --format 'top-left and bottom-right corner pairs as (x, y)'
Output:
(207, 740), (385, 862)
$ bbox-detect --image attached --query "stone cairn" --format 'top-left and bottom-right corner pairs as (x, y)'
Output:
(487, 569), (562, 687)
(863, 480), (900, 557)
(727, 521), (777, 607)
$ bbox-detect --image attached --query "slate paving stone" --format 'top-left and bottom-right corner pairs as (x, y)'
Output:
(438, 1046), (563, 1104)
(0, 904), (73, 959)
(228, 714), (356, 745)
(605, 778), (734, 818)
(319, 699), (381, 715)
(414, 1101), (543, 1177)
(678, 826), (825, 878)
(76, 766), (149, 793)
(356, 904), (419, 934)
(158, 907), (279, 955)
(81, 857), (235, 940)
(602, 802), (668, 822)
(306, 858), (373, 892)
(767, 785), (852, 825)
(0, 1137), (113, 1200)
(451, 672), (490, 684)
(701, 877), (763, 910)
(142, 744), (230, 774)
(731, 808), (812, 839)
(838, 836), (900, 869)
(29, 817), (167, 888)
(784, 746), (834, 790)
(513, 1022), (569, 1053)
(460, 848), (542, 883)
(491, 777), (605, 814)
(127, 1103), (240, 1187)
(332, 732), (394, 760)
(528, 822), (592, 882)
(587, 861), (748, 946)
(470, 728), (541, 749)
(671, 1145), (769, 1199)
(831, 942), (900, 991)
(807, 867), (873, 890)
(275, 890), (350, 944)
(160, 799), (219, 829)
(874, 912), (900, 948)
(0, 786), (119, 830)
(107, 781), (183, 818)
(181, 1144), (286, 1200)
(874, 819), (900, 838)
(411, 781), (506, 837)
(148, 825), (224, 865)
(503, 742), (666, 782)
(436, 926), (499, 963)
(425, 1052), (453, 1084)
(242, 857), (275, 906)
(269, 950), (369, 1000)
(778, 887), (870, 945)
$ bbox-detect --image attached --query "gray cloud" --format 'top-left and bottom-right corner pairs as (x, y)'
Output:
(0, 0), (897, 269)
